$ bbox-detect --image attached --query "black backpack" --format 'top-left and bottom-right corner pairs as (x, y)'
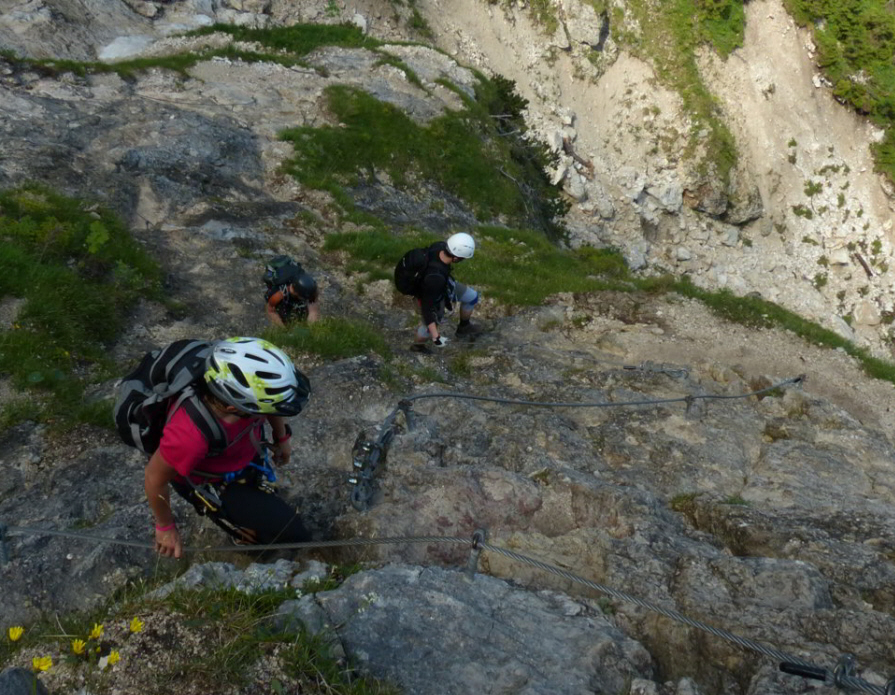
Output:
(263, 255), (303, 291)
(394, 247), (430, 296)
(113, 340), (231, 456)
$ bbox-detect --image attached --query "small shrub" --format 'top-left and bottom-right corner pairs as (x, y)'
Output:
(804, 180), (823, 196)
(792, 204), (813, 219)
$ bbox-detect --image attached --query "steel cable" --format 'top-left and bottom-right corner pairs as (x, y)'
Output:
(0, 524), (887, 693)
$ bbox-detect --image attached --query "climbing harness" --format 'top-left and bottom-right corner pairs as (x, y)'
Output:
(346, 375), (806, 511)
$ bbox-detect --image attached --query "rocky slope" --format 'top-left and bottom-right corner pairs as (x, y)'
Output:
(1, 1), (895, 694)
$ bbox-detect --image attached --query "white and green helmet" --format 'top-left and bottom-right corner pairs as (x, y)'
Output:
(204, 337), (310, 416)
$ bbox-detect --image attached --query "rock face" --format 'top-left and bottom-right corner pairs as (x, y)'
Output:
(277, 564), (654, 695)
(2, 2), (895, 694)
(418, 0), (895, 357)
(0, 668), (50, 695)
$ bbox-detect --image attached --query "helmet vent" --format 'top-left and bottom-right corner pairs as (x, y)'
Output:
(230, 364), (249, 387)
(263, 348), (286, 365)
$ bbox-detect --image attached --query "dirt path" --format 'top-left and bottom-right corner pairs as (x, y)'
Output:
(602, 293), (895, 435)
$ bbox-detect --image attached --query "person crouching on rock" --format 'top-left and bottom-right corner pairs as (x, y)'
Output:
(144, 337), (312, 558)
(412, 232), (482, 354)
(266, 271), (320, 327)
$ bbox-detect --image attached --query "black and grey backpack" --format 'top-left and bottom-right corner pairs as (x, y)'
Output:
(113, 340), (230, 456)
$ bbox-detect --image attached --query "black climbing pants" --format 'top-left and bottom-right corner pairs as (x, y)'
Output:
(172, 469), (310, 545)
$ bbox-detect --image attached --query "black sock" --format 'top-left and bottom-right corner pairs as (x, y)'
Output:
(459, 318), (470, 327)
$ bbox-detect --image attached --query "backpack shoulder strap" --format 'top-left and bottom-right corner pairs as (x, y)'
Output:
(180, 390), (228, 456)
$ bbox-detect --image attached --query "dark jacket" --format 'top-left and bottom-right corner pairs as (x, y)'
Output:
(417, 241), (452, 326)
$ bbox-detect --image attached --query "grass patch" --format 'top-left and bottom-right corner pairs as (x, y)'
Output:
(670, 491), (700, 514)
(448, 352), (474, 378)
(189, 22), (381, 55)
(722, 494), (748, 505)
(2, 570), (392, 695)
(324, 225), (629, 305)
(782, 0), (895, 184)
(1, 23), (380, 80)
(281, 74), (566, 236)
(266, 317), (390, 360)
(0, 185), (161, 432)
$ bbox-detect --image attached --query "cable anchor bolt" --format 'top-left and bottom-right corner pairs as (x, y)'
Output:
(465, 528), (487, 579)
(831, 653), (857, 689)
(398, 399), (416, 431)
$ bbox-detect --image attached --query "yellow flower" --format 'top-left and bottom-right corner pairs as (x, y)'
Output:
(129, 617), (144, 634)
(32, 656), (52, 672)
(108, 651), (120, 666)
(88, 623), (103, 640)
(72, 639), (86, 655)
(8, 626), (23, 642)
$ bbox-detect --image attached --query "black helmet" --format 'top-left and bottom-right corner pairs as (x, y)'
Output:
(292, 273), (318, 300)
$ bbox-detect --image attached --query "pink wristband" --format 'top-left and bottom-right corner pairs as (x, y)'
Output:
(155, 522), (176, 533)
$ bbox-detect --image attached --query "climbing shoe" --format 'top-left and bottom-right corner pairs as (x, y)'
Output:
(410, 343), (432, 354)
(455, 321), (482, 337)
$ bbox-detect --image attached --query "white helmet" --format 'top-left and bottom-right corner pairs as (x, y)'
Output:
(204, 337), (310, 416)
(446, 232), (475, 259)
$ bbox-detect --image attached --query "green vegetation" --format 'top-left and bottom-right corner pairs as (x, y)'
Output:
(782, 0), (895, 184)
(1, 23), (380, 80)
(267, 317), (390, 360)
(1, 568), (392, 695)
(670, 491), (700, 514)
(281, 74), (567, 236)
(612, 0), (743, 185)
(324, 225), (628, 305)
(190, 22), (381, 56)
(722, 494), (748, 505)
(0, 186), (161, 431)
(804, 180), (823, 197)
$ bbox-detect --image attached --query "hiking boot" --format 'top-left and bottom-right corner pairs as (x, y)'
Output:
(455, 321), (482, 337)
(410, 343), (432, 354)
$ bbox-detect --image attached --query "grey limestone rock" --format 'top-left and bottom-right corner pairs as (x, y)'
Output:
(0, 669), (49, 695)
(277, 564), (654, 695)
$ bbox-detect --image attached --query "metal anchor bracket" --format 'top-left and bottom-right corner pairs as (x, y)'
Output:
(465, 528), (487, 579)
